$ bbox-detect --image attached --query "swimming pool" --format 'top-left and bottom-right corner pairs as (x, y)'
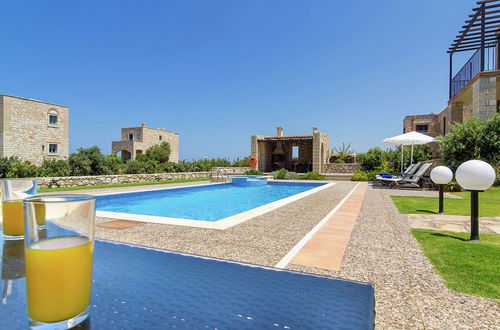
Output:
(95, 181), (333, 229)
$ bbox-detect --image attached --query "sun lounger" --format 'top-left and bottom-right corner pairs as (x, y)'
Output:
(376, 163), (431, 188)
(375, 162), (421, 185)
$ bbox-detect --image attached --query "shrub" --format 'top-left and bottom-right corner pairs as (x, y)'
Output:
(357, 147), (384, 171)
(439, 114), (500, 171)
(123, 159), (148, 174)
(444, 180), (462, 192)
(102, 154), (124, 175)
(244, 169), (263, 175)
(300, 171), (326, 180)
(351, 170), (378, 181)
(68, 146), (121, 176)
(40, 159), (71, 177)
(9, 159), (40, 178)
(0, 157), (18, 178)
(270, 169), (288, 179)
(284, 171), (301, 180)
(138, 142), (171, 163)
(232, 157), (250, 167)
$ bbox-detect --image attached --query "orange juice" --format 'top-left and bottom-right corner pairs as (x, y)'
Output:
(2, 200), (24, 236)
(25, 236), (93, 323)
(34, 202), (46, 227)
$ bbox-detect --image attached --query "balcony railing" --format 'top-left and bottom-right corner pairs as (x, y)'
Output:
(450, 47), (496, 99)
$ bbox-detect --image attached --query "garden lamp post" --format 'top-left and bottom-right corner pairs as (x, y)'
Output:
(455, 160), (496, 241)
(430, 166), (453, 214)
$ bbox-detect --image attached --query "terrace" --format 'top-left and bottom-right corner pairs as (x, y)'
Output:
(449, 0), (500, 102)
(33, 180), (499, 328)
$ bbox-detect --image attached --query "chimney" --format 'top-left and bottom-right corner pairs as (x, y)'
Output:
(276, 127), (283, 137)
(312, 127), (318, 134)
(141, 123), (147, 127)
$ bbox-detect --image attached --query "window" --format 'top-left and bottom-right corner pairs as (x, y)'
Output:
(159, 135), (163, 141)
(292, 146), (299, 159)
(48, 144), (58, 154)
(443, 117), (446, 135)
(49, 115), (58, 125)
(48, 109), (59, 126)
(415, 124), (428, 132)
(128, 133), (135, 141)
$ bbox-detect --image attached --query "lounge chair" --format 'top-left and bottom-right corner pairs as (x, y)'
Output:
(375, 162), (421, 185)
(376, 163), (431, 188)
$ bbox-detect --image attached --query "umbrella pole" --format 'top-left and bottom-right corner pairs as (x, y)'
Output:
(400, 146), (404, 175)
(411, 144), (414, 165)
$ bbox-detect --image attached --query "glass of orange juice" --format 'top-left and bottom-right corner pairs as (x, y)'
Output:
(1, 179), (39, 240)
(23, 195), (96, 329)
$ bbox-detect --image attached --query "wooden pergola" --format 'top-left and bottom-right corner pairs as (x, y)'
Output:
(448, 0), (500, 98)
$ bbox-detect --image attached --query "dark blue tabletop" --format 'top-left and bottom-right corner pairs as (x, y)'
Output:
(1, 223), (374, 329)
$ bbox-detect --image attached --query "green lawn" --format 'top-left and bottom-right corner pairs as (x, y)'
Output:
(391, 188), (500, 217)
(38, 178), (210, 193)
(412, 229), (500, 300)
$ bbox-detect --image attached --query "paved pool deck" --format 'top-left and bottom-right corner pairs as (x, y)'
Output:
(55, 181), (499, 329)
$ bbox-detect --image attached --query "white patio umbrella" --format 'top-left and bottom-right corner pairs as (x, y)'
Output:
(382, 131), (436, 174)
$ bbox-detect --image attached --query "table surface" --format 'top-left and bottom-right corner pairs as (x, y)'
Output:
(1, 223), (374, 329)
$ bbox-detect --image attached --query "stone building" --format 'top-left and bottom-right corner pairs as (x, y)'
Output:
(251, 127), (330, 173)
(403, 114), (439, 137)
(0, 94), (69, 165)
(112, 123), (179, 162)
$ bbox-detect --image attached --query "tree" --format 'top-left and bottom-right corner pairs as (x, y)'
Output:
(69, 146), (124, 176)
(138, 142), (171, 163)
(439, 114), (500, 171)
(40, 159), (71, 177)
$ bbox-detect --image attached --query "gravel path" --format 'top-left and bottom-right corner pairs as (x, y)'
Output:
(290, 183), (500, 329)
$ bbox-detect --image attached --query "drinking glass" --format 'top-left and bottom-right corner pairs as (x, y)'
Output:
(23, 195), (96, 329)
(1, 179), (39, 240)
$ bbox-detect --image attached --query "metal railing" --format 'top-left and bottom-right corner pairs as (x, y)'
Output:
(450, 47), (496, 99)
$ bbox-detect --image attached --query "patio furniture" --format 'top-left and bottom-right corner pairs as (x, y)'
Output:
(0, 223), (375, 329)
(376, 163), (432, 188)
(375, 162), (421, 186)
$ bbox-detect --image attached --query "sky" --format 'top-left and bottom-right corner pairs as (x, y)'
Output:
(0, 0), (474, 160)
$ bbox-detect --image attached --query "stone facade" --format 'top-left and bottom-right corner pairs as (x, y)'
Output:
(403, 114), (439, 137)
(404, 71), (500, 139)
(251, 127), (330, 173)
(39, 171), (210, 188)
(112, 123), (179, 162)
(321, 163), (361, 174)
(0, 94), (69, 165)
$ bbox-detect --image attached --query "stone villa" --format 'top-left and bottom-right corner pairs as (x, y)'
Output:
(0, 94), (69, 165)
(112, 123), (179, 162)
(404, 2), (499, 137)
(251, 127), (330, 173)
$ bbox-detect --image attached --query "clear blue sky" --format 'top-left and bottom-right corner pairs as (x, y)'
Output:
(0, 0), (474, 160)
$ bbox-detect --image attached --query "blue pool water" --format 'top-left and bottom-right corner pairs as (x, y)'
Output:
(96, 181), (325, 221)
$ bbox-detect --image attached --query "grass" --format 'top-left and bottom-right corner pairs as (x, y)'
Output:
(412, 229), (500, 300)
(391, 187), (500, 217)
(38, 178), (211, 193)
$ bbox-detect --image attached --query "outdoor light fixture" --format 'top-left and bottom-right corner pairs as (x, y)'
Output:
(430, 166), (453, 214)
(456, 160), (496, 241)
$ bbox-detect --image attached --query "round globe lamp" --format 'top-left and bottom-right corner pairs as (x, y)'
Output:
(456, 160), (496, 241)
(430, 166), (453, 214)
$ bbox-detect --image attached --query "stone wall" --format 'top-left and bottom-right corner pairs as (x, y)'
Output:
(321, 163), (361, 174)
(210, 167), (252, 179)
(37, 167), (252, 188)
(403, 114), (439, 137)
(38, 172), (210, 188)
(0, 95), (69, 165)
